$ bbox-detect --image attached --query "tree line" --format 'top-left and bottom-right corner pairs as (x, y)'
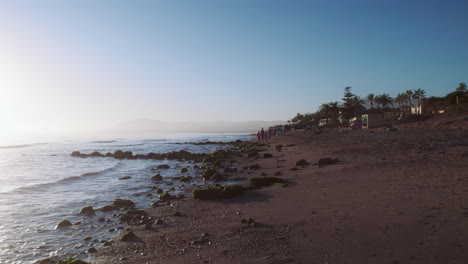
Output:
(289, 82), (467, 129)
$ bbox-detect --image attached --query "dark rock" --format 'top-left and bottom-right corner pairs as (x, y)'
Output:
(180, 167), (188, 173)
(120, 231), (137, 242)
(291, 167), (299, 171)
(222, 167), (238, 173)
(192, 185), (244, 200)
(36, 258), (57, 264)
(151, 174), (163, 181)
(157, 164), (170, 169)
(248, 164), (261, 170)
(155, 219), (164, 225)
(84, 236), (92, 241)
(79, 206), (95, 216)
(159, 192), (173, 201)
(247, 151), (259, 158)
(156, 188), (163, 194)
(56, 220), (72, 229)
(274, 145), (283, 151)
(119, 176), (132, 180)
(260, 172), (268, 176)
(87, 247), (97, 254)
(274, 171), (282, 176)
(101, 205), (117, 212)
(172, 211), (182, 217)
(241, 218), (255, 224)
(295, 159), (309, 166)
(249, 177), (285, 187)
(57, 258), (90, 264)
(263, 153), (273, 158)
(317, 157), (339, 167)
(70, 151), (81, 157)
(74, 221), (81, 225)
(113, 199), (135, 209)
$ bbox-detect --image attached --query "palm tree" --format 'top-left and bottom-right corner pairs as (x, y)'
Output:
(412, 88), (426, 107)
(327, 101), (341, 120)
(405, 90), (414, 107)
(375, 94), (393, 109)
(366, 94), (375, 109)
(319, 103), (331, 118)
(395, 93), (406, 109)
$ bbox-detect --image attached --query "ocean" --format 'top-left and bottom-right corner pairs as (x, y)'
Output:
(0, 133), (253, 264)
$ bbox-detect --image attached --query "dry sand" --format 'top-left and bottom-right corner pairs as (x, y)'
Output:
(95, 126), (468, 264)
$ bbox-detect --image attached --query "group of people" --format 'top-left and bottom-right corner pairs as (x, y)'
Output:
(256, 127), (278, 142)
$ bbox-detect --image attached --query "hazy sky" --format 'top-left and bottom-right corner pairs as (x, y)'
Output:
(1, 0), (467, 135)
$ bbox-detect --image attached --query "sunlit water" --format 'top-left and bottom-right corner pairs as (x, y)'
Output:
(0, 133), (253, 264)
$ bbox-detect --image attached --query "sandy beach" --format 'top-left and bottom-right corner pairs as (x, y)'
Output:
(95, 125), (468, 264)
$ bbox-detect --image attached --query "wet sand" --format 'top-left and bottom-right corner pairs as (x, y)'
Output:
(95, 127), (468, 264)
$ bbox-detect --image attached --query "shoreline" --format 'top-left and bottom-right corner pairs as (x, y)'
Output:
(92, 127), (468, 264)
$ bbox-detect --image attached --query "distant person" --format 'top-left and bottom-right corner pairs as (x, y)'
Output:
(257, 131), (261, 142)
(260, 128), (265, 141)
(264, 130), (269, 141)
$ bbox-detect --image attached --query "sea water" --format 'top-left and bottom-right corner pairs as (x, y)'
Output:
(0, 133), (253, 264)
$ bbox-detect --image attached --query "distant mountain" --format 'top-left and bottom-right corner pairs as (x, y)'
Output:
(111, 119), (285, 133)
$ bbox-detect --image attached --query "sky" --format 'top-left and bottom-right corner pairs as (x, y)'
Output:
(1, 0), (467, 138)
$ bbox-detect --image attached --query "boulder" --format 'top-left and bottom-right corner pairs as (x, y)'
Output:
(79, 206), (95, 216)
(248, 164), (261, 170)
(101, 205), (117, 212)
(241, 218), (255, 224)
(157, 164), (170, 169)
(249, 177), (285, 187)
(151, 174), (163, 181)
(70, 151), (81, 157)
(159, 192), (173, 201)
(274, 145), (283, 151)
(317, 157), (339, 167)
(56, 220), (73, 229)
(87, 247), (97, 254)
(222, 167), (238, 173)
(120, 231), (138, 242)
(180, 167), (188, 173)
(295, 159), (309, 166)
(36, 258), (57, 264)
(192, 185), (244, 200)
(112, 199), (135, 209)
(119, 176), (132, 180)
(57, 258), (90, 264)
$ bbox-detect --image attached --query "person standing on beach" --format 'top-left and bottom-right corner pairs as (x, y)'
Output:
(257, 131), (261, 142)
(260, 128), (265, 141)
(265, 130), (269, 142)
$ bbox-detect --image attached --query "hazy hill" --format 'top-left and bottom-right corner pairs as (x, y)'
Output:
(112, 119), (285, 133)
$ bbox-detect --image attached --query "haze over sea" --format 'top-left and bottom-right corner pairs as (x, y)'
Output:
(0, 133), (253, 264)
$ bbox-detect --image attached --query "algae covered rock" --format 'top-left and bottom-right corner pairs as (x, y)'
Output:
(192, 185), (244, 200)
(79, 206), (95, 216)
(159, 192), (173, 201)
(56, 220), (73, 229)
(249, 177), (285, 187)
(241, 218), (255, 224)
(157, 164), (170, 169)
(57, 257), (90, 264)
